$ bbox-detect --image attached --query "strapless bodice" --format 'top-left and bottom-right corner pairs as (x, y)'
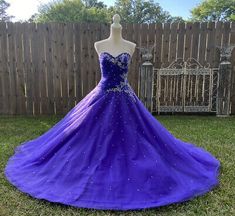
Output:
(98, 52), (131, 88)
(97, 52), (136, 102)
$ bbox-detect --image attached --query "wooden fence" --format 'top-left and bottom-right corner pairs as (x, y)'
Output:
(0, 21), (234, 115)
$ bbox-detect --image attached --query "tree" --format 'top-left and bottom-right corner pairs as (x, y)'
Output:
(113, 0), (183, 23)
(0, 0), (14, 21)
(82, 0), (107, 9)
(190, 0), (235, 21)
(31, 0), (112, 23)
(30, 0), (184, 23)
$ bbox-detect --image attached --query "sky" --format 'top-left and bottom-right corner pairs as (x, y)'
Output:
(7, 0), (202, 22)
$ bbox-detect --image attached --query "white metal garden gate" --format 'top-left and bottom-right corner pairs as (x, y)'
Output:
(139, 58), (219, 114)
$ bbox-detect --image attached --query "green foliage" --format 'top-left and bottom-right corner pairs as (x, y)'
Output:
(32, 0), (112, 23)
(0, 0), (14, 21)
(83, 0), (107, 8)
(190, 0), (235, 21)
(31, 0), (184, 23)
(113, 0), (184, 23)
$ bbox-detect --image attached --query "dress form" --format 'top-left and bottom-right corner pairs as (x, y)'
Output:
(94, 14), (136, 57)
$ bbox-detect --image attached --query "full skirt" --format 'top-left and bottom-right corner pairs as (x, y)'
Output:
(4, 84), (220, 210)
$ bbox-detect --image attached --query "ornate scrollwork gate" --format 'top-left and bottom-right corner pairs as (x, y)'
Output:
(139, 58), (219, 114)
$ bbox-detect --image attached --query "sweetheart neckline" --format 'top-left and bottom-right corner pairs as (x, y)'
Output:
(99, 51), (131, 59)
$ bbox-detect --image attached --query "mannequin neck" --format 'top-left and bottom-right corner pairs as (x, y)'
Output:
(108, 25), (123, 42)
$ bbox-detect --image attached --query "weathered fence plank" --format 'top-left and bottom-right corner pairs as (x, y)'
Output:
(169, 22), (178, 62)
(214, 21), (223, 67)
(7, 22), (17, 115)
(65, 23), (75, 111)
(37, 23), (48, 114)
(89, 22), (98, 91)
(23, 23), (33, 115)
(125, 23), (135, 92)
(138, 23), (148, 97)
(177, 22), (185, 60)
(162, 23), (170, 67)
(191, 22), (200, 60)
(154, 23), (163, 68)
(44, 23), (55, 114)
(230, 22), (235, 114)
(198, 22), (207, 66)
(184, 22), (192, 61)
(95, 23), (102, 85)
(132, 23), (141, 94)
(207, 22), (216, 66)
(74, 23), (82, 105)
(0, 23), (9, 114)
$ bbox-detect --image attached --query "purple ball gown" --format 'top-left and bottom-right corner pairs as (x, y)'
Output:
(5, 51), (220, 210)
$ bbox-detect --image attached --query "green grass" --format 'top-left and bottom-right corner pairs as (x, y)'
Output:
(0, 115), (234, 216)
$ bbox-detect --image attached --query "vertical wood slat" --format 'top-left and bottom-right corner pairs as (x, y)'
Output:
(222, 22), (231, 47)
(148, 23), (156, 64)
(161, 23), (171, 67)
(147, 23), (156, 109)
(169, 22), (178, 62)
(81, 22), (89, 97)
(196, 23), (207, 106)
(52, 23), (62, 115)
(184, 22), (193, 61)
(0, 22), (9, 114)
(87, 22), (93, 94)
(184, 23), (192, 106)
(191, 22), (200, 60)
(213, 21), (223, 68)
(141, 23), (148, 54)
(74, 23), (82, 104)
(154, 23), (163, 68)
(169, 23), (178, 107)
(153, 23), (163, 110)
(206, 22), (216, 67)
(132, 23), (141, 94)
(0, 23), (3, 113)
(23, 23), (33, 115)
(148, 23), (156, 61)
(15, 22), (26, 114)
(177, 23), (185, 60)
(89, 22), (98, 91)
(6, 22), (17, 115)
(125, 23), (135, 92)
(162, 23), (171, 103)
(59, 23), (69, 114)
(65, 23), (75, 111)
(212, 22), (223, 110)
(44, 23), (55, 114)
(31, 23), (41, 115)
(37, 23), (48, 114)
(230, 22), (235, 114)
(140, 23), (148, 99)
(198, 22), (208, 66)
(95, 23), (102, 85)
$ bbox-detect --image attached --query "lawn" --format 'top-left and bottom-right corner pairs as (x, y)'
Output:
(0, 115), (234, 216)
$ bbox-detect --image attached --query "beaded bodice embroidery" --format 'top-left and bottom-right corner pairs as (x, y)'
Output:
(98, 52), (136, 102)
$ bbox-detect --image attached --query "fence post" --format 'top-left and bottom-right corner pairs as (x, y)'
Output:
(139, 61), (154, 112)
(216, 45), (235, 117)
(137, 45), (156, 112)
